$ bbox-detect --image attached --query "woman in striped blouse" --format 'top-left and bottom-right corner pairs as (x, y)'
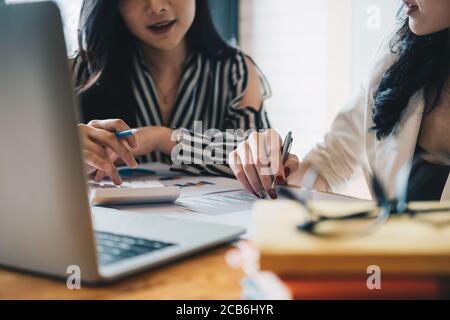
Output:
(74, 0), (271, 196)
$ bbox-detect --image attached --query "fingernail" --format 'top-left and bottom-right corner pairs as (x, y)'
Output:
(268, 188), (278, 199)
(257, 190), (267, 199)
(130, 158), (138, 168)
(285, 167), (291, 177)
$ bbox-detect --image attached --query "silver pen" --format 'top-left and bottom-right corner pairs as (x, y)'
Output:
(271, 131), (293, 190)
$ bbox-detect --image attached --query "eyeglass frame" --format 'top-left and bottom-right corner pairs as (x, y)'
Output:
(278, 151), (450, 238)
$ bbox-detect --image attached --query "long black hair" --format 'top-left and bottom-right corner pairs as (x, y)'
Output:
(76, 0), (236, 126)
(372, 13), (450, 140)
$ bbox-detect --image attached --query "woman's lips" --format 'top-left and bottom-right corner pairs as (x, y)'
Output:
(147, 20), (176, 35)
(403, 1), (419, 16)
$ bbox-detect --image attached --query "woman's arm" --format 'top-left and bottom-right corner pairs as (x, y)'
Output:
(91, 53), (270, 163)
(120, 53), (272, 177)
(300, 87), (368, 190)
(229, 32), (396, 197)
(129, 125), (176, 157)
(163, 54), (273, 177)
(239, 56), (266, 111)
(300, 32), (396, 190)
(228, 87), (367, 198)
(68, 56), (139, 184)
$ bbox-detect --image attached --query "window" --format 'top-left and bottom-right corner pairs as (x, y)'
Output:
(6, 0), (82, 55)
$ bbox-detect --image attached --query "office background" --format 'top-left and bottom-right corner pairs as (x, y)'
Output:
(4, 0), (402, 198)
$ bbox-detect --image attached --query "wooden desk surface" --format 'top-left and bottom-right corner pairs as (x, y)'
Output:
(0, 245), (243, 300)
(0, 186), (362, 300)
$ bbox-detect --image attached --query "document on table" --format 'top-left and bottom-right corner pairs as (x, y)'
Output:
(176, 190), (257, 214)
(99, 163), (367, 239)
(93, 163), (256, 237)
(159, 176), (244, 198)
(100, 163), (245, 198)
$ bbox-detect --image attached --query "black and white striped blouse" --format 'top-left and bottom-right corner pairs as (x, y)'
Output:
(73, 48), (272, 177)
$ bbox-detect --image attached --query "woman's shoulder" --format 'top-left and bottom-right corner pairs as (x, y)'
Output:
(202, 47), (247, 73)
(200, 47), (271, 109)
(204, 48), (269, 91)
(226, 48), (250, 88)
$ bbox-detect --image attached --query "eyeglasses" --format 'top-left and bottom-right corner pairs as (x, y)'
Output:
(278, 151), (450, 238)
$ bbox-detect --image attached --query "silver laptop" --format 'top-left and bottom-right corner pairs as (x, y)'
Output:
(0, 2), (244, 283)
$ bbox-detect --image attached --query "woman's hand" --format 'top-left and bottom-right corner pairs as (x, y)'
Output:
(78, 119), (138, 185)
(92, 125), (177, 183)
(228, 129), (299, 199)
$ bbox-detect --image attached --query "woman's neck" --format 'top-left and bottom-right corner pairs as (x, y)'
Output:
(140, 41), (188, 78)
(139, 41), (189, 125)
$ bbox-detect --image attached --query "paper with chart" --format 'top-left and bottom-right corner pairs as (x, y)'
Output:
(158, 176), (244, 198)
(97, 163), (365, 239)
(176, 190), (257, 215)
(91, 167), (244, 199)
(88, 162), (244, 197)
(92, 162), (365, 239)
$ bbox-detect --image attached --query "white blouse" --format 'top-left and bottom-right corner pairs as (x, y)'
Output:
(303, 34), (450, 201)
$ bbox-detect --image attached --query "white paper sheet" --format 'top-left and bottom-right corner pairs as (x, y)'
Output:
(95, 163), (366, 240)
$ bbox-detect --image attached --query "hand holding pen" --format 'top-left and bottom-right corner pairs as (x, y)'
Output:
(229, 129), (299, 199)
(78, 119), (139, 185)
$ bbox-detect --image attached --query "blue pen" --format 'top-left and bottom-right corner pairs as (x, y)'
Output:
(114, 129), (139, 138)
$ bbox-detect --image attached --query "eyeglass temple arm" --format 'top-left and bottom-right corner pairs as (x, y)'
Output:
(277, 187), (308, 206)
(278, 187), (375, 221)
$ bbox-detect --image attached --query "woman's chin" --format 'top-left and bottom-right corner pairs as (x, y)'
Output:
(409, 20), (425, 35)
(409, 20), (450, 36)
(142, 40), (184, 53)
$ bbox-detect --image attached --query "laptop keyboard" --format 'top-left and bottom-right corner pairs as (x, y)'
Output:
(95, 231), (177, 266)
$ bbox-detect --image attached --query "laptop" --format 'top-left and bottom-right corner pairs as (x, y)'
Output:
(0, 2), (244, 283)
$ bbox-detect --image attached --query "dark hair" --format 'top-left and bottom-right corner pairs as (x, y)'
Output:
(372, 15), (450, 140)
(76, 0), (236, 126)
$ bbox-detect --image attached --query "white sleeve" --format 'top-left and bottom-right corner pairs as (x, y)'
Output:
(303, 30), (397, 190)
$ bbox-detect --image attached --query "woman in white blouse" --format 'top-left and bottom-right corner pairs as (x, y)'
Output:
(230, 0), (450, 201)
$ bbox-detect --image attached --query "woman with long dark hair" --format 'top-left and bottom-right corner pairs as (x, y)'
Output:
(231, 0), (450, 201)
(74, 0), (271, 187)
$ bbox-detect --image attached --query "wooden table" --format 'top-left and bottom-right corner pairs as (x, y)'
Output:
(0, 184), (361, 300)
(0, 245), (243, 300)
